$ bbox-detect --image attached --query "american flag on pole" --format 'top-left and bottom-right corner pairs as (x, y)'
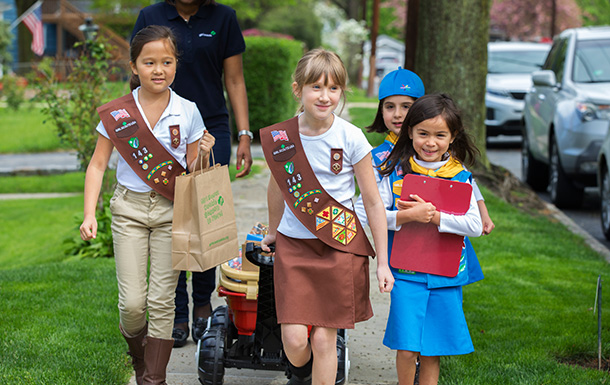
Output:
(22, 1), (45, 56)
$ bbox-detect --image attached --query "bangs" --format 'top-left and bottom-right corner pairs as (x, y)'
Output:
(301, 54), (347, 88)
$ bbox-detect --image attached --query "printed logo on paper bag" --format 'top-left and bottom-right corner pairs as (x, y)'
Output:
(201, 190), (225, 225)
(200, 190), (231, 247)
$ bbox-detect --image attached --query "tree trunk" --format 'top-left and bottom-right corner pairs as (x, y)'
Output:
(366, 0), (380, 98)
(404, 0), (418, 71)
(330, 0), (363, 20)
(16, 0), (38, 71)
(414, 0), (490, 167)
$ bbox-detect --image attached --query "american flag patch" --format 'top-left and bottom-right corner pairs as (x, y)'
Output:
(271, 130), (289, 142)
(110, 109), (131, 121)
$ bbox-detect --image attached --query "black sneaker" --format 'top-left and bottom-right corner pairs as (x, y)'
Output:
(172, 327), (188, 348)
(192, 317), (207, 343)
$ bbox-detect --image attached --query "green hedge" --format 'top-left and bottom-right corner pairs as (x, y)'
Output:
(242, 36), (304, 135)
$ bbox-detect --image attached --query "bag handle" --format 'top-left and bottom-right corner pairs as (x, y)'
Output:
(199, 131), (216, 171)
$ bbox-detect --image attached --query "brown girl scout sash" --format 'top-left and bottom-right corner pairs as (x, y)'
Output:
(261, 117), (376, 258)
(97, 94), (186, 201)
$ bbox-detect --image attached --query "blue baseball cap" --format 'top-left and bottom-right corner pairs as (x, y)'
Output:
(378, 67), (425, 100)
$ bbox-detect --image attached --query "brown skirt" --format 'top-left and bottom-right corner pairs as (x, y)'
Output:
(274, 233), (373, 329)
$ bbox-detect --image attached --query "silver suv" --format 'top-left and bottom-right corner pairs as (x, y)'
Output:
(486, 42), (550, 137)
(522, 26), (610, 208)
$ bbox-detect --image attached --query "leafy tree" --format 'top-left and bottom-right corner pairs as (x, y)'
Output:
(577, 0), (610, 26)
(379, 0), (406, 39)
(223, 0), (297, 29)
(316, 2), (368, 84)
(258, 3), (322, 49)
(415, 0), (490, 165)
(35, 39), (119, 259)
(490, 0), (582, 41)
(0, 21), (12, 74)
(34, 39), (115, 173)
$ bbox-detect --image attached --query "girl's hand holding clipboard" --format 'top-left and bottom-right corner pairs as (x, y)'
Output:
(396, 194), (437, 224)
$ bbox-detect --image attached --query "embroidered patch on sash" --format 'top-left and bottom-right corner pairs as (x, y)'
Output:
(129, 137), (139, 149)
(110, 109), (130, 121)
(146, 160), (174, 180)
(330, 148), (343, 175)
(284, 161), (294, 174)
(272, 142), (296, 161)
(316, 217), (330, 230)
(314, 205), (357, 245)
(271, 130), (289, 142)
(333, 212), (346, 226)
(331, 206), (342, 219)
(332, 223), (343, 238)
(317, 207), (332, 220)
(334, 228), (347, 245)
(293, 189), (321, 208)
(347, 217), (357, 231)
(170, 125), (180, 149)
(115, 120), (139, 138)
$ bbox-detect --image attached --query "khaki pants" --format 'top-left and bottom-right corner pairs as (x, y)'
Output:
(110, 184), (180, 339)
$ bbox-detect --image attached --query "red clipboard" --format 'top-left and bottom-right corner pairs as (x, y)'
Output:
(390, 174), (472, 277)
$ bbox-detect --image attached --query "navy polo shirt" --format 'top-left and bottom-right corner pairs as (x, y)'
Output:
(132, 2), (246, 132)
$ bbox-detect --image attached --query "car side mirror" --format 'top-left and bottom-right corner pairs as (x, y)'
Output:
(532, 70), (557, 87)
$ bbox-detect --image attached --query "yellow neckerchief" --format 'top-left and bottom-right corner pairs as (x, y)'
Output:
(386, 131), (399, 145)
(409, 155), (465, 178)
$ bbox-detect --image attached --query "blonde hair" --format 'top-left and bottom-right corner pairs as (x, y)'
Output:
(293, 48), (348, 113)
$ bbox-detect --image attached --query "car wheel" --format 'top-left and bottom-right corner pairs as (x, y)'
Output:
(521, 131), (548, 191)
(600, 168), (610, 240)
(548, 137), (584, 208)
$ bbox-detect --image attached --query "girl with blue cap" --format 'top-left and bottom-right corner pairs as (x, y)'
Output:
(359, 67), (495, 234)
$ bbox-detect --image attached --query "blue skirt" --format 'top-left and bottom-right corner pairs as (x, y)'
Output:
(383, 279), (474, 356)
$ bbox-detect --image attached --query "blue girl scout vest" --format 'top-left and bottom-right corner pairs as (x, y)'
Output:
(371, 133), (398, 181)
(387, 159), (484, 288)
(260, 117), (376, 258)
(97, 94), (186, 201)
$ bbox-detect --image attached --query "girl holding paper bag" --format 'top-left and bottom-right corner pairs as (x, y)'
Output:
(79, 25), (214, 385)
(376, 94), (484, 385)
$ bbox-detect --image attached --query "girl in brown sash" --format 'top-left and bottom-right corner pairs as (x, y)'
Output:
(260, 49), (394, 385)
(79, 26), (215, 385)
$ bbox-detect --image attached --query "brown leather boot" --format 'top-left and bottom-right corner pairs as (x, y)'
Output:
(120, 324), (147, 385)
(142, 336), (174, 385)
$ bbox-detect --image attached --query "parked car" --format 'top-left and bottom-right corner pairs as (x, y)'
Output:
(486, 42), (550, 137)
(522, 26), (610, 208)
(597, 122), (610, 239)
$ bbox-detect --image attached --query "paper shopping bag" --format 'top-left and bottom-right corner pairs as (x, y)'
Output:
(172, 163), (239, 272)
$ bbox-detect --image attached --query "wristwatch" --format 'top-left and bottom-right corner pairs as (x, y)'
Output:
(238, 130), (254, 142)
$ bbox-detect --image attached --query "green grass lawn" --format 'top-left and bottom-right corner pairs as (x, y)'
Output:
(0, 196), (131, 384)
(0, 108), (67, 153)
(1, 185), (610, 383)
